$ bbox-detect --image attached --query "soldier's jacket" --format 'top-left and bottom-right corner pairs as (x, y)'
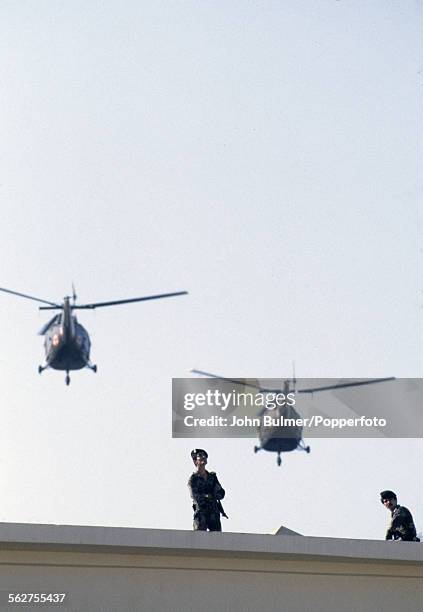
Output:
(188, 471), (225, 511)
(386, 505), (418, 541)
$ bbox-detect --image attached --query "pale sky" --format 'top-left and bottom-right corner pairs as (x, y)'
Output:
(0, 1), (422, 539)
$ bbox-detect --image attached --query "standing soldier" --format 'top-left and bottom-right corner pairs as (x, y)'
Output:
(380, 490), (420, 541)
(188, 449), (227, 531)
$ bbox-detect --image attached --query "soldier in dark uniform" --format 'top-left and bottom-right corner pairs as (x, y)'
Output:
(188, 449), (227, 531)
(380, 490), (420, 542)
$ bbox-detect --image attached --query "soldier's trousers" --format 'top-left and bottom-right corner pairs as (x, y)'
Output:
(193, 510), (222, 531)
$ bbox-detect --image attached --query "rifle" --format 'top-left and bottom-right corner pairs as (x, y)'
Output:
(217, 499), (228, 519)
(196, 495), (228, 519)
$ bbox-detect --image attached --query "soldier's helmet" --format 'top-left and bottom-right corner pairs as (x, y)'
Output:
(191, 448), (208, 462)
(380, 490), (397, 503)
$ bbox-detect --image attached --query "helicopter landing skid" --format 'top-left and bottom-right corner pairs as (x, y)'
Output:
(86, 362), (97, 373)
(38, 364), (48, 374)
(298, 440), (311, 454)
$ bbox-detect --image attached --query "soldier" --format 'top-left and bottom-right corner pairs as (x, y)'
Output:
(188, 448), (227, 531)
(380, 490), (420, 542)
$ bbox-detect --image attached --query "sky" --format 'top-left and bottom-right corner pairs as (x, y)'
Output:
(0, 0), (422, 540)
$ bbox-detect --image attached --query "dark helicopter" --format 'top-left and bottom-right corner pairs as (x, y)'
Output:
(192, 369), (395, 465)
(0, 286), (188, 385)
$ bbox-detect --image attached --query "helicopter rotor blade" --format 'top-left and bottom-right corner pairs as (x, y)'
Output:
(191, 369), (264, 391)
(193, 370), (298, 394)
(0, 287), (60, 308)
(297, 377), (396, 394)
(38, 314), (60, 336)
(192, 370), (396, 396)
(39, 291), (188, 310)
(68, 291), (188, 310)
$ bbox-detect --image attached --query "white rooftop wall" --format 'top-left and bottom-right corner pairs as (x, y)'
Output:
(0, 523), (422, 612)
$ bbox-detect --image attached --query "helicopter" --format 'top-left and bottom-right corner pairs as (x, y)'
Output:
(0, 286), (188, 385)
(192, 369), (395, 465)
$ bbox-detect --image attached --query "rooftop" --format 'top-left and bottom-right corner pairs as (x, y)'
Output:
(0, 522), (421, 565)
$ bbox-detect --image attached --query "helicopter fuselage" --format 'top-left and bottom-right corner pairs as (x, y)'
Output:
(256, 400), (306, 462)
(38, 297), (95, 384)
(44, 320), (91, 371)
(40, 297), (91, 372)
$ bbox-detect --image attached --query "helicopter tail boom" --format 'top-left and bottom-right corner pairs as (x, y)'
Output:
(61, 297), (75, 342)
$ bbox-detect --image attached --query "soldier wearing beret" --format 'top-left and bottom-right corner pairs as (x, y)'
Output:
(188, 449), (227, 531)
(380, 490), (420, 542)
